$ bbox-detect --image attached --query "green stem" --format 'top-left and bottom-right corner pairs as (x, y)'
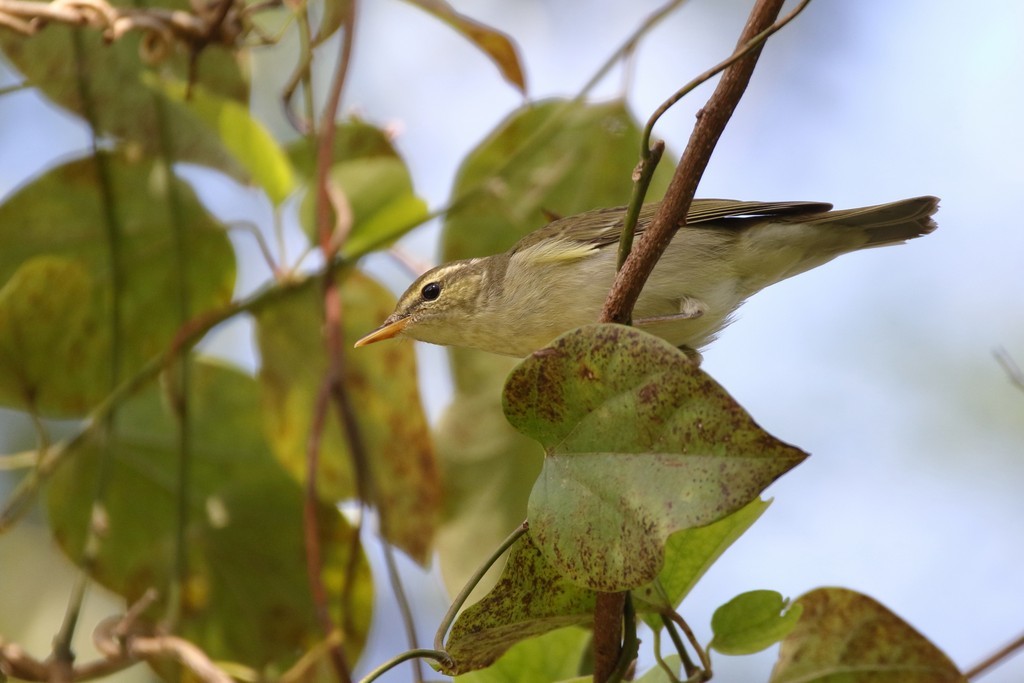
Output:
(615, 139), (665, 274)
(0, 81), (30, 97)
(356, 649), (451, 683)
(434, 520), (529, 651)
(665, 610), (711, 680)
(381, 540), (424, 683)
(651, 628), (683, 683)
(662, 614), (697, 679)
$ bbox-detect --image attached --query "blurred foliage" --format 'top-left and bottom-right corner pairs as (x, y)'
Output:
(0, 1), (983, 682)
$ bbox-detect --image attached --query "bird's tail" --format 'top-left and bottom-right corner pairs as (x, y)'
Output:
(810, 195), (940, 247)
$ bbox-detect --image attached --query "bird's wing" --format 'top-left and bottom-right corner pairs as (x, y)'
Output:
(510, 199), (835, 256)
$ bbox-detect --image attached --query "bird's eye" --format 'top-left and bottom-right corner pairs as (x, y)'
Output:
(421, 282), (442, 301)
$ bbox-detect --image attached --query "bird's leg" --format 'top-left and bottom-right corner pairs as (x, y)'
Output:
(634, 295), (707, 325)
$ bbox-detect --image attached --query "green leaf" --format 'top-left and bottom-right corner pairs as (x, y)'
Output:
(254, 271), (440, 563)
(0, 257), (103, 414)
(0, 154), (235, 416)
(634, 656), (682, 683)
(710, 590), (803, 655)
(635, 498), (770, 619)
(503, 324), (807, 591)
(445, 533), (596, 674)
(294, 134), (428, 255)
(402, 0), (526, 94)
(452, 624), (591, 681)
(0, 25), (250, 178)
(771, 588), (966, 683)
(436, 99), (674, 596)
(332, 156), (430, 258)
(286, 118), (401, 180)
(152, 78), (297, 205)
(46, 360), (372, 673)
(443, 99), (675, 260)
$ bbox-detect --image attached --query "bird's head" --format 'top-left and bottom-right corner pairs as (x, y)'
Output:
(354, 258), (495, 350)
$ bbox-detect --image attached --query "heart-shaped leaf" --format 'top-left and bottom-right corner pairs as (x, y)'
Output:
(504, 324), (807, 591)
(0, 154), (235, 416)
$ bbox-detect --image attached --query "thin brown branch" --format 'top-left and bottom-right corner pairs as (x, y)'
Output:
(599, 0), (804, 325)
(1, 590), (231, 683)
(964, 630), (1024, 680)
(0, 0), (245, 54)
(299, 2), (360, 681)
(303, 376), (350, 681)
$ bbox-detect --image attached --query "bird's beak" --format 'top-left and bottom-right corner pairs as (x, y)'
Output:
(354, 315), (409, 348)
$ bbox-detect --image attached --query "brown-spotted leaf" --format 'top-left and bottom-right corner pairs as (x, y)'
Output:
(46, 361), (372, 673)
(771, 588), (966, 683)
(436, 99), (675, 596)
(402, 0), (525, 93)
(0, 153), (235, 416)
(503, 324), (807, 591)
(255, 271), (439, 563)
(444, 532), (595, 675)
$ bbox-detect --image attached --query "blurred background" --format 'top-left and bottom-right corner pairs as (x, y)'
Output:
(2, 0), (1022, 681)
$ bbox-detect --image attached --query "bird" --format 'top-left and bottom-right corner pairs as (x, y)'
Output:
(355, 196), (938, 361)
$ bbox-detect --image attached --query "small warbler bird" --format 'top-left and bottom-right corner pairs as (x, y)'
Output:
(355, 196), (938, 359)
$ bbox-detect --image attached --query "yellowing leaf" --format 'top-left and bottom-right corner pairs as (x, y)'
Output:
(403, 0), (526, 93)
(255, 271), (440, 563)
(154, 78), (297, 205)
(771, 588), (966, 683)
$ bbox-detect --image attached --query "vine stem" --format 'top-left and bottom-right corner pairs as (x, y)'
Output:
(593, 1), (809, 678)
(434, 521), (529, 652)
(356, 649), (451, 683)
(301, 0), (359, 680)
